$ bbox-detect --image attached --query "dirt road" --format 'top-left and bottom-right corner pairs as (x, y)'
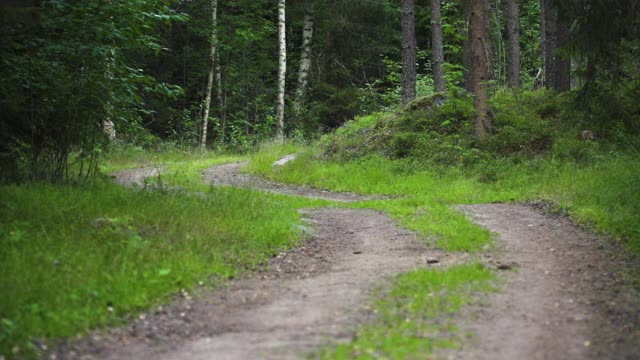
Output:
(54, 160), (639, 359)
(445, 204), (640, 360)
(55, 162), (451, 359)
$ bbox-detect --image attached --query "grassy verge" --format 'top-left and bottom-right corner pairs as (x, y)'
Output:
(249, 147), (497, 252)
(0, 155), (327, 357)
(318, 264), (496, 359)
(248, 139), (640, 254)
(102, 143), (238, 172)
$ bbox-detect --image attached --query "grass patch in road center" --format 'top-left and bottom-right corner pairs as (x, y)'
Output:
(318, 263), (496, 359)
(0, 182), (325, 357)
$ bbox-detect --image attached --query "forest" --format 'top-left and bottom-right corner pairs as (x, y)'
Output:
(1, 0), (640, 359)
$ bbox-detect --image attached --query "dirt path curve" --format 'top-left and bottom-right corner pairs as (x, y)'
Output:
(202, 161), (375, 202)
(122, 209), (453, 360)
(445, 204), (640, 360)
(54, 161), (457, 359)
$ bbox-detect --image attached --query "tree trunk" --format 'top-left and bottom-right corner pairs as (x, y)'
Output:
(555, 15), (571, 91)
(215, 46), (224, 145)
(200, 0), (218, 150)
(102, 117), (116, 140)
(464, 0), (491, 92)
(506, 0), (520, 87)
(431, 0), (446, 93)
(401, 0), (416, 105)
(294, 5), (314, 113)
(463, 0), (473, 91)
(276, 0), (286, 143)
(470, 0), (491, 139)
(542, 0), (570, 91)
(103, 48), (116, 140)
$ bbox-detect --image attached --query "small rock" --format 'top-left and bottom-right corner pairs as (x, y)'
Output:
(426, 257), (440, 264)
(273, 154), (297, 166)
(353, 251), (363, 255)
(584, 340), (591, 347)
(497, 263), (512, 270)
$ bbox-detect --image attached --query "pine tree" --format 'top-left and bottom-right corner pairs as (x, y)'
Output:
(401, 0), (416, 105)
(431, 0), (446, 93)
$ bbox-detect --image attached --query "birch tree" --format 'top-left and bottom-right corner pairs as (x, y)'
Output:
(294, 2), (314, 114)
(276, 0), (287, 142)
(431, 0), (446, 93)
(216, 41), (224, 145)
(401, 0), (416, 105)
(469, 0), (491, 138)
(103, 48), (117, 140)
(200, 0), (219, 150)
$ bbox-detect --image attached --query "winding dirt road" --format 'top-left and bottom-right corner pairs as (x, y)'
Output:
(57, 161), (451, 359)
(56, 160), (639, 359)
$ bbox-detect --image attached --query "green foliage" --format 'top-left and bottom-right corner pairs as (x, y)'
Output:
(318, 264), (495, 359)
(0, 0), (185, 182)
(0, 163), (324, 357)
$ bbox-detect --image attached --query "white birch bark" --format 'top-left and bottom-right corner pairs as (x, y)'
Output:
(200, 0), (218, 150)
(294, 7), (313, 114)
(276, 0), (286, 143)
(103, 48), (116, 140)
(215, 49), (224, 145)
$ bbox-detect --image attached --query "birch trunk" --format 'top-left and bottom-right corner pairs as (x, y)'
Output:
(276, 0), (286, 143)
(470, 0), (491, 139)
(506, 0), (521, 87)
(216, 49), (224, 144)
(401, 0), (416, 105)
(294, 7), (314, 114)
(200, 0), (218, 150)
(103, 48), (116, 140)
(431, 0), (446, 93)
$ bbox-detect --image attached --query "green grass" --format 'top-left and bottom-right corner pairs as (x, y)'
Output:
(249, 148), (497, 252)
(318, 264), (496, 359)
(247, 144), (640, 253)
(102, 143), (224, 171)
(0, 160), (328, 357)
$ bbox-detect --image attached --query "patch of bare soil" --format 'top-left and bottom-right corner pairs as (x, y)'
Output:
(443, 204), (640, 360)
(52, 208), (455, 360)
(201, 161), (375, 202)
